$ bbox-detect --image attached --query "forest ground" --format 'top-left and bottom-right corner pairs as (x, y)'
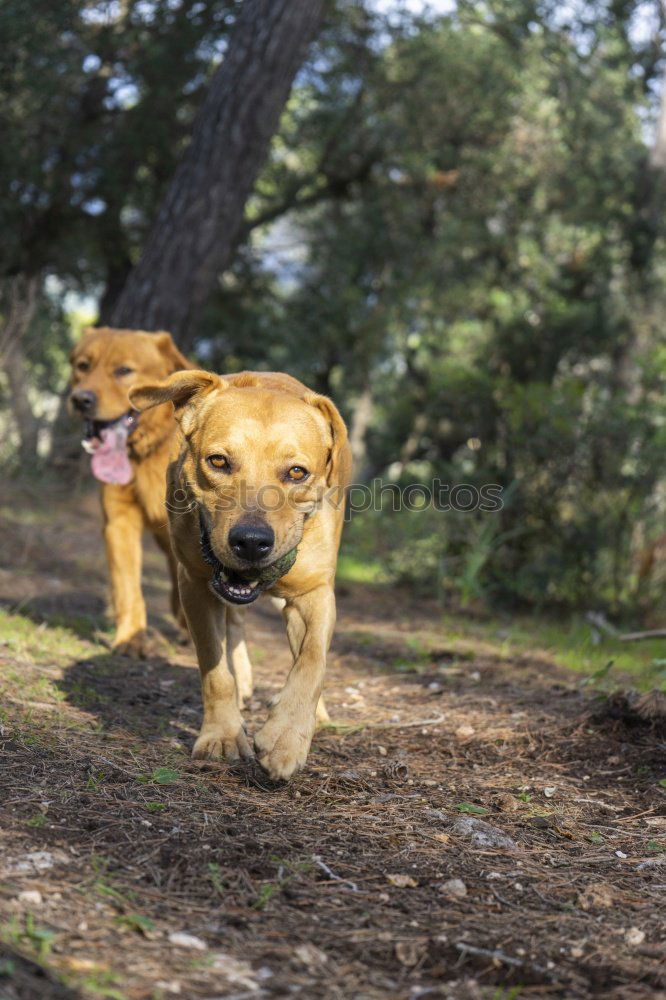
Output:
(0, 483), (665, 1000)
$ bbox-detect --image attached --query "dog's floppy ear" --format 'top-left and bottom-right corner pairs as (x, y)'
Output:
(129, 370), (222, 430)
(154, 331), (191, 373)
(305, 393), (350, 486)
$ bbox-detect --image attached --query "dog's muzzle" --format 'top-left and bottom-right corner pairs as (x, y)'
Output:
(80, 410), (139, 454)
(199, 514), (297, 606)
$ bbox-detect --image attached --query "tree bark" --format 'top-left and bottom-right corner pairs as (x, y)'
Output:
(110, 0), (327, 347)
(0, 275), (41, 461)
(348, 383), (373, 479)
(651, 55), (666, 169)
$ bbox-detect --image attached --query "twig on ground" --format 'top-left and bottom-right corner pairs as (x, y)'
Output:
(455, 941), (523, 968)
(572, 798), (624, 813)
(371, 713), (445, 730)
(313, 855), (359, 892)
(96, 755), (141, 779)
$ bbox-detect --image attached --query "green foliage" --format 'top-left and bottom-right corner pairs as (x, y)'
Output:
(138, 767), (181, 785)
(454, 802), (488, 815)
(113, 913), (155, 935)
(3, 913), (57, 960)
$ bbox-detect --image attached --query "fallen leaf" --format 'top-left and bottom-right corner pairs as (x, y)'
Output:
(439, 878), (467, 898)
(151, 767), (181, 785)
(577, 882), (614, 910)
(454, 802), (488, 816)
(395, 940), (427, 967)
(387, 873), (418, 888)
(294, 943), (328, 970)
(432, 832), (450, 845)
(168, 931), (207, 950)
(491, 793), (519, 812)
(62, 957), (109, 973)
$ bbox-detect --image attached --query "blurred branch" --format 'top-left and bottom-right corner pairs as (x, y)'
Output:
(243, 154), (377, 233)
(619, 629), (666, 642)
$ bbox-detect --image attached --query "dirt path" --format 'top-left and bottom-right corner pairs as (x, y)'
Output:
(0, 487), (664, 999)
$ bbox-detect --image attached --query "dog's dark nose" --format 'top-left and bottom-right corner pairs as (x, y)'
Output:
(229, 520), (275, 563)
(70, 389), (97, 414)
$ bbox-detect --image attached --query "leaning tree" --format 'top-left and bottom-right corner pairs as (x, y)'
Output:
(110, 0), (328, 348)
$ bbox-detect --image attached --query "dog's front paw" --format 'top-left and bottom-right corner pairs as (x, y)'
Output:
(254, 711), (315, 781)
(192, 714), (253, 763)
(112, 628), (163, 660)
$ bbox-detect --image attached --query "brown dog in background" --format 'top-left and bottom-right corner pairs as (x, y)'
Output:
(69, 327), (191, 657)
(130, 369), (351, 780)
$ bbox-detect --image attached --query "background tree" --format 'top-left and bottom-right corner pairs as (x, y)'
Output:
(109, 0), (329, 345)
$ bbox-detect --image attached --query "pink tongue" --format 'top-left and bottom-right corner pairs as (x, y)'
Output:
(90, 426), (133, 485)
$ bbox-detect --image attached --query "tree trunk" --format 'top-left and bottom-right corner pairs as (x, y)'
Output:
(650, 9), (666, 169)
(651, 77), (666, 169)
(0, 275), (41, 461)
(110, 0), (327, 348)
(348, 383), (373, 479)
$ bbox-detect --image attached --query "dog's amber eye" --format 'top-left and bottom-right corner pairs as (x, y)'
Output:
(76, 360), (90, 372)
(287, 466), (309, 481)
(207, 455), (229, 471)
(114, 366), (134, 377)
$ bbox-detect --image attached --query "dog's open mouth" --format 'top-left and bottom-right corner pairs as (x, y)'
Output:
(199, 516), (297, 606)
(81, 411), (139, 453)
(81, 411), (139, 486)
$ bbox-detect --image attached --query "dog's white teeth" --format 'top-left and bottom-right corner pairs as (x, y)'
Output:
(248, 580), (259, 588)
(81, 439), (95, 454)
(219, 570), (228, 582)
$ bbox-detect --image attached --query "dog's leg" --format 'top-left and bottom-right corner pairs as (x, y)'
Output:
(178, 566), (252, 762)
(226, 605), (253, 705)
(102, 489), (148, 657)
(282, 602), (330, 727)
(254, 585), (335, 780)
(153, 529), (188, 636)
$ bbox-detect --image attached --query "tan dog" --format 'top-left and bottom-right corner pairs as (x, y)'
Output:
(69, 327), (190, 656)
(129, 369), (351, 780)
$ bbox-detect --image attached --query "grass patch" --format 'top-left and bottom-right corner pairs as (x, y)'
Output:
(0, 607), (106, 665)
(441, 612), (666, 691)
(337, 554), (386, 584)
(1, 913), (56, 960)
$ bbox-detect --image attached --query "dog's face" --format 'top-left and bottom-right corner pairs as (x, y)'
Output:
(69, 328), (189, 481)
(69, 327), (188, 424)
(130, 371), (348, 605)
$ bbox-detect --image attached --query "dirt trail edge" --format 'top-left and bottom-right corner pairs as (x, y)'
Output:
(0, 487), (664, 1000)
